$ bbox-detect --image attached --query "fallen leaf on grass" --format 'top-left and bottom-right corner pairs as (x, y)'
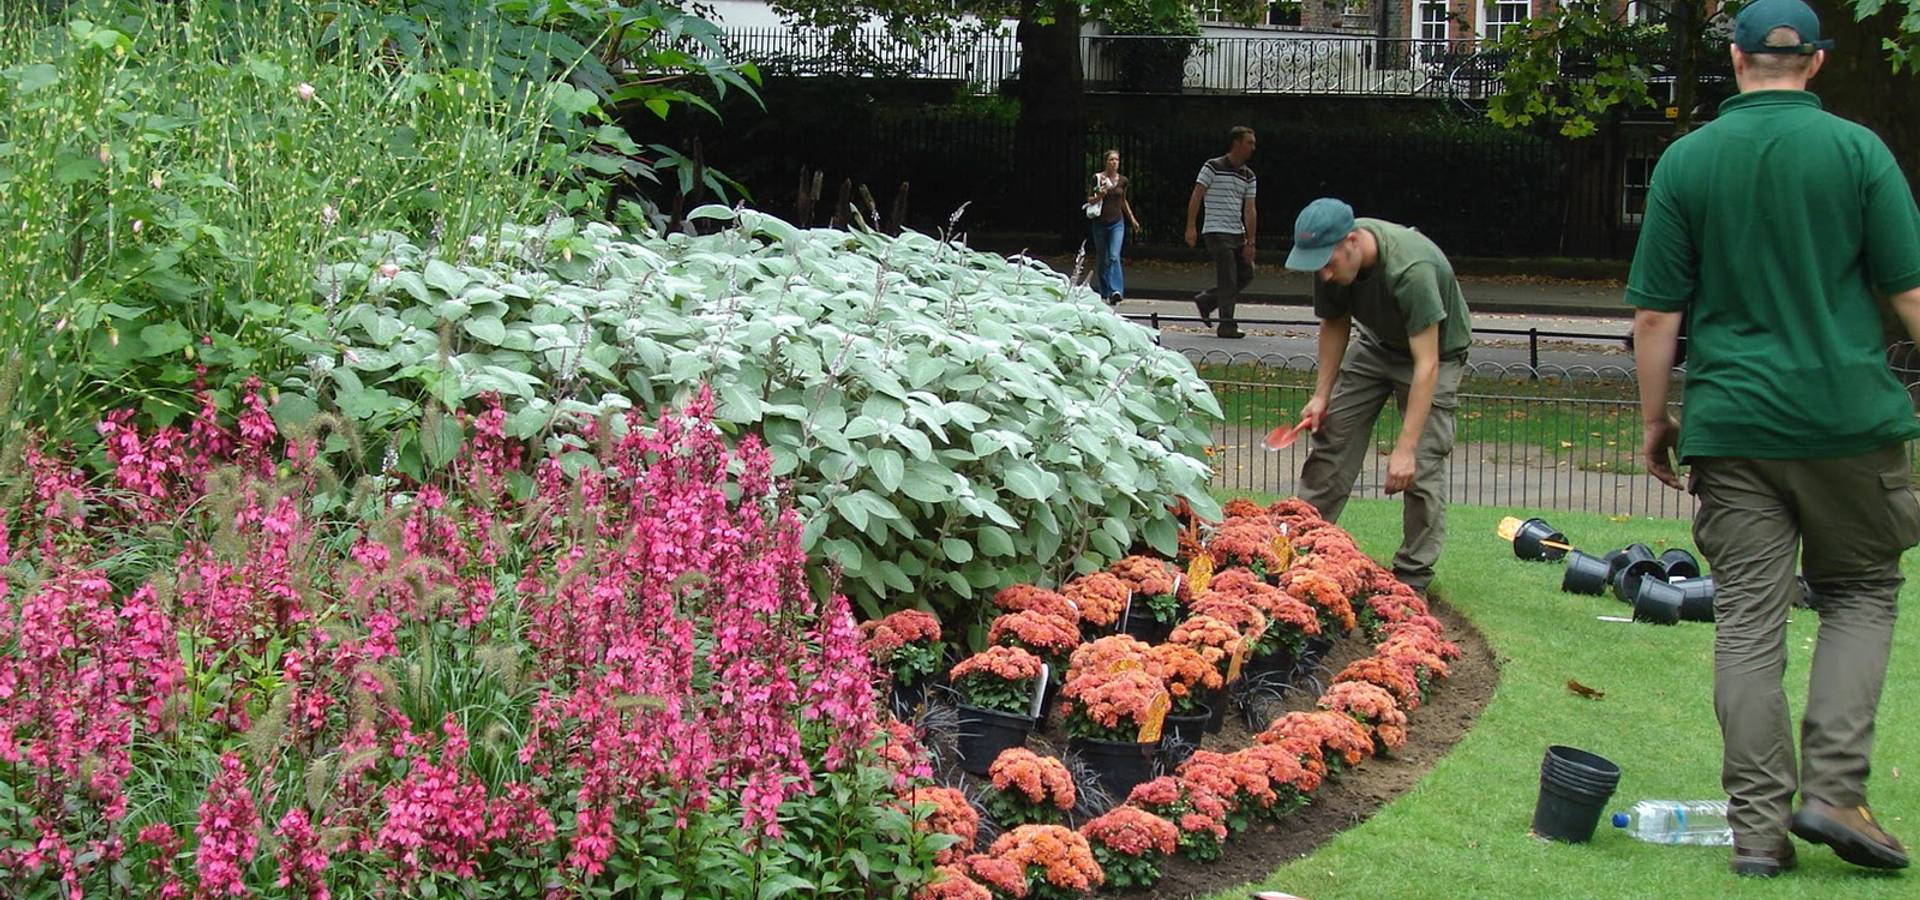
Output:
(1567, 679), (1606, 700)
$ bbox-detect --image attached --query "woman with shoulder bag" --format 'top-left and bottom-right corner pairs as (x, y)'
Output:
(1085, 149), (1141, 305)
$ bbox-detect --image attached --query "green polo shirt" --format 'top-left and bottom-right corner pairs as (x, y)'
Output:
(1312, 219), (1473, 357)
(1626, 91), (1920, 460)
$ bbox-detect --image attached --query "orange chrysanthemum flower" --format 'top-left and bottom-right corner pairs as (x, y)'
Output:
(1108, 555), (1178, 598)
(988, 610), (1082, 659)
(987, 824), (1106, 893)
(989, 748), (1078, 812)
(1067, 634), (1153, 683)
(1261, 710), (1378, 770)
(1080, 806), (1178, 858)
(1319, 680), (1410, 753)
(1060, 668), (1169, 743)
(994, 584), (1081, 626)
(1061, 572), (1131, 628)
(1334, 656), (1422, 711)
(918, 864), (994, 900)
(1143, 643), (1223, 715)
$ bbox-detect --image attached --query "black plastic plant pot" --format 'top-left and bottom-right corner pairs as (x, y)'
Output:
(1204, 684), (1232, 734)
(1532, 745), (1621, 843)
(1560, 550), (1612, 595)
(1513, 517), (1570, 562)
(1121, 614), (1172, 645)
(1658, 548), (1702, 579)
(1612, 553), (1667, 604)
(1633, 578), (1684, 625)
(1070, 736), (1161, 799)
(1608, 544), (1654, 585)
(1161, 704), (1211, 768)
(953, 704), (1034, 775)
(1672, 577), (1717, 622)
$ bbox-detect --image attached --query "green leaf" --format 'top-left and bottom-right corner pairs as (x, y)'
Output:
(976, 526), (1015, 557)
(940, 538), (974, 564)
(463, 316), (507, 345)
(138, 321), (192, 357)
(867, 447), (905, 493)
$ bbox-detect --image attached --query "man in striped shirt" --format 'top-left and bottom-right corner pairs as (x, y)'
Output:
(1185, 125), (1259, 339)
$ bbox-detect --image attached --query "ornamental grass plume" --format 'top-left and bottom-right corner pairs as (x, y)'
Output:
(986, 748), (1077, 826)
(1060, 573), (1129, 630)
(986, 824), (1105, 899)
(1260, 710), (1377, 771)
(1078, 806), (1177, 890)
(904, 785), (981, 864)
(1319, 680), (1410, 754)
(950, 646), (1046, 716)
(994, 584), (1081, 627)
(1142, 643), (1222, 717)
(1335, 656), (1423, 710)
(1125, 776), (1230, 862)
(918, 864), (995, 900)
(1058, 668), (1168, 743)
(1066, 634), (1152, 682)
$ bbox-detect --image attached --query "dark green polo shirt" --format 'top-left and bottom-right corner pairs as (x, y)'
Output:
(1312, 219), (1473, 357)
(1626, 91), (1920, 460)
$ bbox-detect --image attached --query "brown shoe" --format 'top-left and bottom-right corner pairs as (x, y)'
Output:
(1731, 842), (1796, 877)
(1791, 799), (1910, 869)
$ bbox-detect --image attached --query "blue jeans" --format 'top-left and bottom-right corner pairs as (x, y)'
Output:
(1090, 218), (1125, 298)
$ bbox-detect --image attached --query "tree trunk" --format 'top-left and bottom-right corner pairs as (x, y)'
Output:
(1013, 1), (1086, 238)
(1816, 3), (1920, 192)
(1671, 0), (1699, 134)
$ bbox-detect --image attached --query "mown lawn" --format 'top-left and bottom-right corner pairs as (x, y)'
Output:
(1211, 499), (1919, 899)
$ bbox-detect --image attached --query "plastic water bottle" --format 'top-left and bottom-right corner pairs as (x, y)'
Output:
(1611, 800), (1734, 846)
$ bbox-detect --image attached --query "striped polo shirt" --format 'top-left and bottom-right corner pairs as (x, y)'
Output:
(1195, 155), (1256, 235)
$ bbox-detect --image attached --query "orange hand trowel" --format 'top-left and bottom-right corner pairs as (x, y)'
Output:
(1263, 419), (1313, 451)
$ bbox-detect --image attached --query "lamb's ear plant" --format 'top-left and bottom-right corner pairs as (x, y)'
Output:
(298, 207), (1223, 622)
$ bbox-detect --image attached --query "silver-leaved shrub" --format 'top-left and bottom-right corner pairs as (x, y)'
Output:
(288, 207), (1222, 622)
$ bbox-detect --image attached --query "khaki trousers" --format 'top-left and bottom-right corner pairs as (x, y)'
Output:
(1295, 337), (1463, 590)
(1689, 444), (1920, 846)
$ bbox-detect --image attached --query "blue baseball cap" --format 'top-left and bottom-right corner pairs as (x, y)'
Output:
(1733, 0), (1833, 54)
(1285, 197), (1356, 272)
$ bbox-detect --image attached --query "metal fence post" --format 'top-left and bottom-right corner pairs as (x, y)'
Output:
(1529, 328), (1540, 378)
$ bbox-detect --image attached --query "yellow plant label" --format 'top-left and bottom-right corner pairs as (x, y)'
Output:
(1107, 658), (1143, 675)
(1187, 554), (1214, 596)
(1270, 535), (1295, 570)
(1137, 691), (1172, 744)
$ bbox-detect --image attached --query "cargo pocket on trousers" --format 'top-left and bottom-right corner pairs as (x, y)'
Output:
(1880, 470), (1920, 549)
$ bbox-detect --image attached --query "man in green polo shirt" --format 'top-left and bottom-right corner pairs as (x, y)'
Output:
(1628, 0), (1920, 878)
(1284, 197), (1472, 593)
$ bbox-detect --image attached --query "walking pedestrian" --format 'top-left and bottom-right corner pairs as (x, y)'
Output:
(1627, 0), (1920, 877)
(1184, 126), (1257, 338)
(1284, 197), (1472, 594)
(1086, 149), (1140, 305)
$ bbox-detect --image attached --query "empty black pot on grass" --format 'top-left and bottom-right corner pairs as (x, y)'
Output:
(1658, 548), (1702, 579)
(1513, 517), (1571, 562)
(1533, 745), (1622, 843)
(1671, 577), (1717, 622)
(1633, 578), (1684, 625)
(1612, 546), (1667, 604)
(1561, 550), (1612, 595)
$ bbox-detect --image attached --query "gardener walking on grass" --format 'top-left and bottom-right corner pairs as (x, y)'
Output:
(1184, 125), (1257, 339)
(1284, 198), (1471, 594)
(1629, 0), (1920, 878)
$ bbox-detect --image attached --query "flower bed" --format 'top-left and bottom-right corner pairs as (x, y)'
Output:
(894, 497), (1465, 898)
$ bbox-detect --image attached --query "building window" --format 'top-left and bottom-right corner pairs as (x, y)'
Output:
(1626, 0), (1654, 23)
(1268, 1), (1302, 26)
(1622, 154), (1656, 225)
(1413, 0), (1450, 63)
(1343, 0), (1370, 15)
(1482, 0), (1531, 43)
(1197, 0), (1228, 23)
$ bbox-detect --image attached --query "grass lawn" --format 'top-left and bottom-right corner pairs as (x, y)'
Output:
(1211, 499), (1919, 899)
(1199, 365), (1651, 475)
